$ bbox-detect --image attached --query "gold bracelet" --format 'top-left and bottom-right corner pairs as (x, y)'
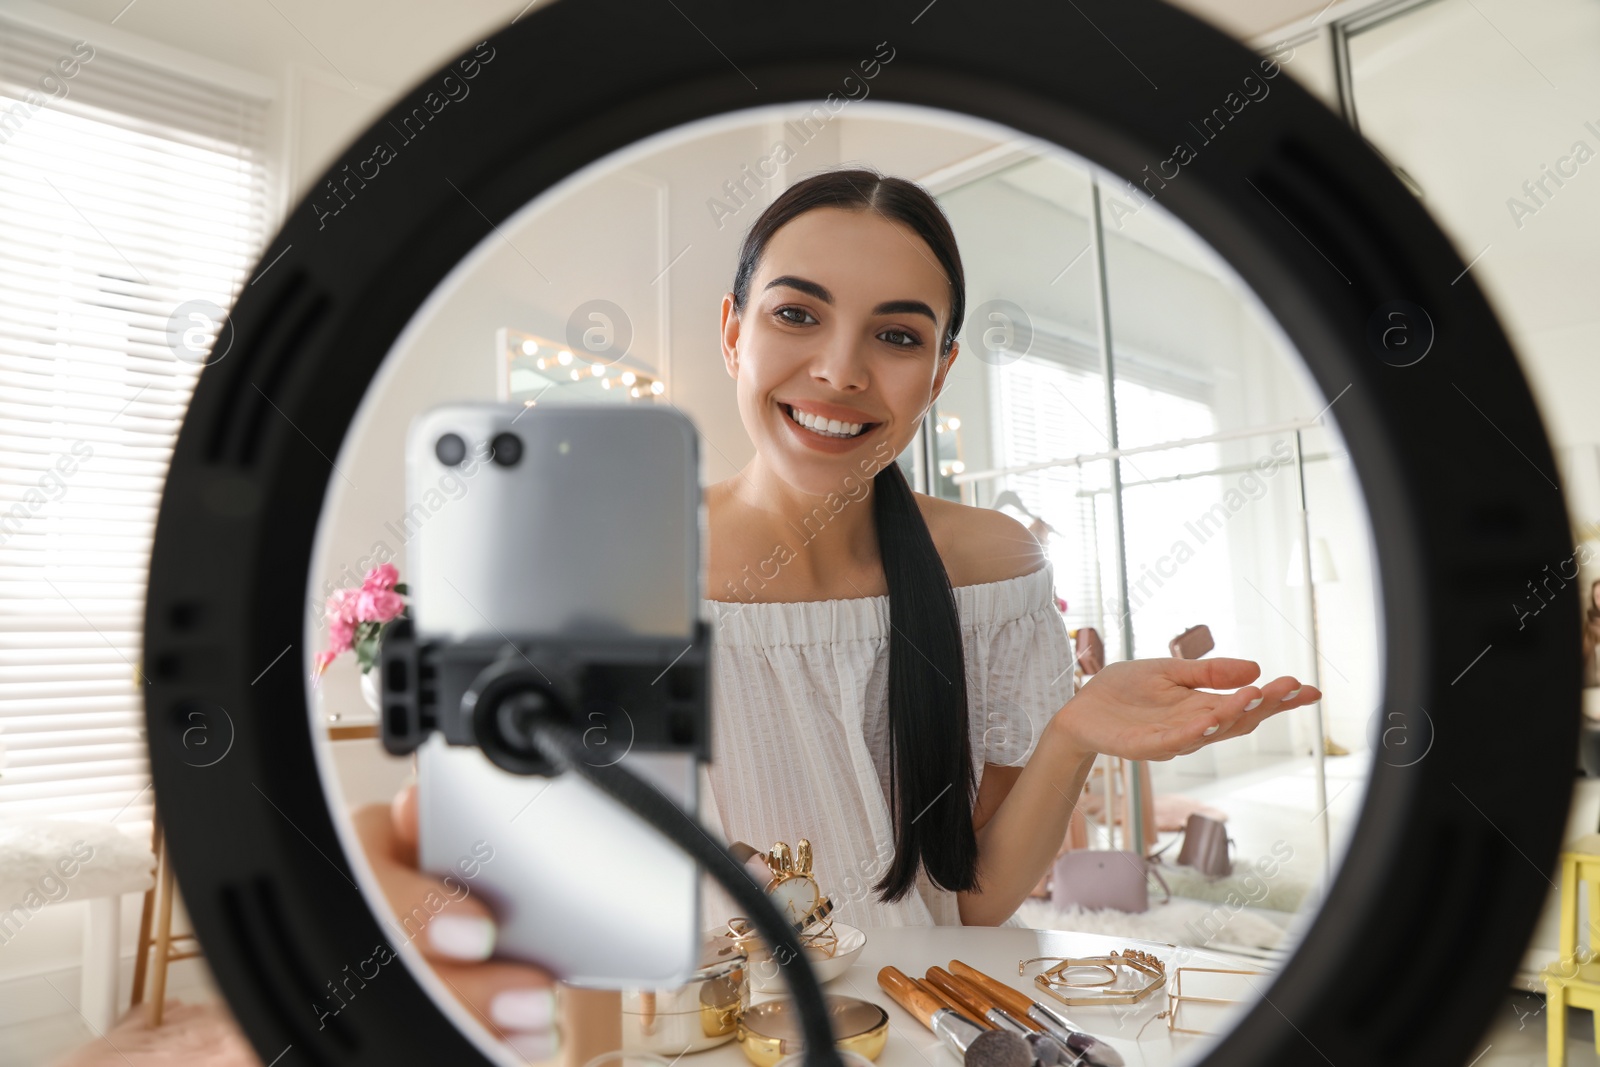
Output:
(1020, 948), (1165, 1006)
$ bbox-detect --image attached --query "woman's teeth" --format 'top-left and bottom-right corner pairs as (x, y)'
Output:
(785, 404), (868, 439)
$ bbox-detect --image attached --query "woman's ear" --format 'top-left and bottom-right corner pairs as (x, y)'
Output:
(928, 339), (960, 403)
(720, 293), (741, 378)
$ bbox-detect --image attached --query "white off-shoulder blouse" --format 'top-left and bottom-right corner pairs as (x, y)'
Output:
(693, 561), (1077, 932)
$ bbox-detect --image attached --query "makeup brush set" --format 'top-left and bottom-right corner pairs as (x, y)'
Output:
(877, 960), (1124, 1067)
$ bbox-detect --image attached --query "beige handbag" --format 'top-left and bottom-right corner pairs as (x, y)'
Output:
(1168, 624), (1214, 659)
(1050, 849), (1172, 913)
(1072, 626), (1105, 677)
(1174, 812), (1235, 878)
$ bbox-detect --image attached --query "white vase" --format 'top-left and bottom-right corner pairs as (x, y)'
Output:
(360, 668), (381, 713)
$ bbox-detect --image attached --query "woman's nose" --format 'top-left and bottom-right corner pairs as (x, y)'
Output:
(810, 337), (870, 391)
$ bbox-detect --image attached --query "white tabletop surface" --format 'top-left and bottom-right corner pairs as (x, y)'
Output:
(686, 925), (1278, 1066)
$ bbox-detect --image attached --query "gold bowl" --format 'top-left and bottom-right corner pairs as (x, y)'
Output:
(734, 994), (889, 1066)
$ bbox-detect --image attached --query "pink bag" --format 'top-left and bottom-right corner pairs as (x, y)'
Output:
(1174, 813), (1235, 878)
(1072, 626), (1105, 677)
(1050, 849), (1171, 913)
(1168, 624), (1214, 659)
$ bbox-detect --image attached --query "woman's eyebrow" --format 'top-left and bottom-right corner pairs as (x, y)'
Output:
(764, 275), (937, 324)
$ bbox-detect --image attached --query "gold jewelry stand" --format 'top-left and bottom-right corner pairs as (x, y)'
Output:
(1137, 965), (1269, 1038)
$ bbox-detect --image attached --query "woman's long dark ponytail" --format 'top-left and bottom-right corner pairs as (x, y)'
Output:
(730, 166), (979, 903)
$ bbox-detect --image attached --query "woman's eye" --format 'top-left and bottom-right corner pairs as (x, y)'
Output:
(880, 328), (920, 348)
(775, 306), (816, 326)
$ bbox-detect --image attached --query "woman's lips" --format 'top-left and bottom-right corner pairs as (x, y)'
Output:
(778, 401), (880, 453)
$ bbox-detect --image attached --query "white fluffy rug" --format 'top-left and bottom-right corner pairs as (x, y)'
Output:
(1014, 896), (1291, 951)
(0, 819), (155, 902)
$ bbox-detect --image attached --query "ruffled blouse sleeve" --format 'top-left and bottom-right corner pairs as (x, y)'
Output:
(961, 562), (1077, 770)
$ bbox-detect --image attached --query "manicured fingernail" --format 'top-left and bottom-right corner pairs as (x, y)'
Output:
(506, 1027), (560, 1061)
(1285, 687), (1302, 700)
(1244, 697), (1263, 711)
(491, 988), (556, 1031)
(1202, 724), (1219, 736)
(428, 914), (495, 961)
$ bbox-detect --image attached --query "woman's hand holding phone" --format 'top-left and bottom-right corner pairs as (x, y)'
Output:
(351, 784), (559, 1061)
(1051, 656), (1321, 761)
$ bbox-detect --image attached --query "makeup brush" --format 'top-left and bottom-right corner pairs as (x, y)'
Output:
(926, 968), (1017, 1028)
(913, 976), (992, 1027)
(949, 959), (1125, 1067)
(878, 966), (1032, 1067)
(925, 969), (1072, 1067)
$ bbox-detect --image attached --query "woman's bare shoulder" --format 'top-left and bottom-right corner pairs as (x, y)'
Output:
(912, 492), (1047, 588)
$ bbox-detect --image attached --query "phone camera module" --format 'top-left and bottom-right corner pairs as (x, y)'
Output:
(490, 431), (523, 467)
(434, 432), (466, 466)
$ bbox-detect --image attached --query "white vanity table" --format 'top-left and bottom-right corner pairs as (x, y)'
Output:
(670, 926), (1276, 1067)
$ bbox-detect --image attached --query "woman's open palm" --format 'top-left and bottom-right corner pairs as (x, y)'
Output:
(1057, 657), (1321, 761)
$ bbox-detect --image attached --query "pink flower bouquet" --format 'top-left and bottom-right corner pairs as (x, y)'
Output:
(313, 563), (408, 681)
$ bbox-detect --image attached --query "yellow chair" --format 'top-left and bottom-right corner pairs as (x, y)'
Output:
(1543, 833), (1600, 1064)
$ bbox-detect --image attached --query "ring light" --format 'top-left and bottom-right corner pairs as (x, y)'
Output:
(143, 0), (1578, 1064)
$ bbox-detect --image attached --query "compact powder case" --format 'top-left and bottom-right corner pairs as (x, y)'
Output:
(621, 935), (751, 1054)
(735, 994), (889, 1066)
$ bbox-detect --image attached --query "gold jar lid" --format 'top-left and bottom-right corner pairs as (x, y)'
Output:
(735, 994), (889, 1067)
(693, 935), (749, 985)
(621, 934), (748, 1016)
(621, 934), (752, 1056)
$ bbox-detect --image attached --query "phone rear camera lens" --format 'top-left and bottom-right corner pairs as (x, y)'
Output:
(435, 433), (466, 466)
(490, 432), (523, 467)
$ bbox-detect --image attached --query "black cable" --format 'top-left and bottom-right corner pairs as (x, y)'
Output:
(528, 718), (849, 1067)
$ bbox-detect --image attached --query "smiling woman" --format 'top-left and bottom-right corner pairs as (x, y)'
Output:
(695, 166), (1318, 930)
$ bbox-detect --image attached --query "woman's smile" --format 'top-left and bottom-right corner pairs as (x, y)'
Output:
(777, 398), (884, 453)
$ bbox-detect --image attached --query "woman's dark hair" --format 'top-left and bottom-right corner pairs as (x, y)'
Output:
(730, 166), (977, 903)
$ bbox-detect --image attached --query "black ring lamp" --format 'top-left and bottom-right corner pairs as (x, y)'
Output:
(143, 0), (1579, 1064)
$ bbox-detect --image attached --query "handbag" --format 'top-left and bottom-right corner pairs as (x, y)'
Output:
(1049, 849), (1171, 914)
(1174, 812), (1235, 878)
(1168, 624), (1214, 659)
(1072, 626), (1105, 677)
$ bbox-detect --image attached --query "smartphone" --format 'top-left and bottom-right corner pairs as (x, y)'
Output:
(404, 400), (704, 988)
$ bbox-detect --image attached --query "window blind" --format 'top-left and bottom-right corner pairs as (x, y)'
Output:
(989, 356), (1108, 635)
(0, 18), (270, 827)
